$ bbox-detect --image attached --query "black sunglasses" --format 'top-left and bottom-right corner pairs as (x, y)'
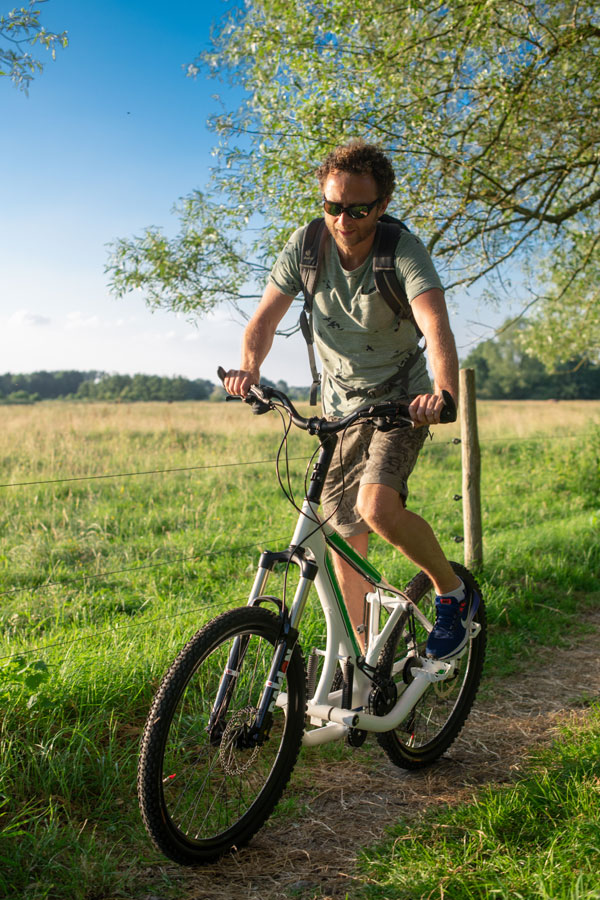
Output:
(322, 197), (381, 219)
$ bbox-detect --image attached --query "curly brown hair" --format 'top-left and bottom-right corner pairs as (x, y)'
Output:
(316, 140), (396, 199)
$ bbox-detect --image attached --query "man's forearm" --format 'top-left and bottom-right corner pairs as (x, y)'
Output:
(240, 316), (275, 380)
(411, 289), (458, 402)
(428, 325), (459, 402)
(234, 283), (295, 385)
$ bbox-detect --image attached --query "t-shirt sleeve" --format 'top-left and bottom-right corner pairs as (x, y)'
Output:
(394, 232), (444, 302)
(268, 226), (306, 297)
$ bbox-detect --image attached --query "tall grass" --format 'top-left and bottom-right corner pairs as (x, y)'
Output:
(0, 399), (599, 899)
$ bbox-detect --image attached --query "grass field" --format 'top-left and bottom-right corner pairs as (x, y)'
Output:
(0, 398), (599, 899)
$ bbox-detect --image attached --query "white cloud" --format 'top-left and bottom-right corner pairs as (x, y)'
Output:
(9, 309), (51, 327)
(66, 311), (101, 329)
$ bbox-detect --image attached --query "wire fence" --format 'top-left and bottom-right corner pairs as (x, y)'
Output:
(0, 426), (594, 666)
(0, 431), (582, 492)
(0, 596), (237, 664)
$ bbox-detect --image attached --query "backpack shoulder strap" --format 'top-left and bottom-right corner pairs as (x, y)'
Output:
(299, 217), (328, 312)
(372, 216), (410, 316)
(298, 218), (328, 405)
(372, 215), (422, 338)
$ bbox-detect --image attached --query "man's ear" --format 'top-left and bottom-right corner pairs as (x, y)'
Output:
(377, 196), (390, 217)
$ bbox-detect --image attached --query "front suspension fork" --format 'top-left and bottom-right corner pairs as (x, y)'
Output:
(208, 552), (315, 746)
(207, 622), (299, 746)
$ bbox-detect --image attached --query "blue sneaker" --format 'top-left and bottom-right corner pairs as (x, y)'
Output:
(425, 585), (480, 660)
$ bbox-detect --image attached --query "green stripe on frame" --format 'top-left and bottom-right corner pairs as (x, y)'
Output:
(326, 530), (382, 582)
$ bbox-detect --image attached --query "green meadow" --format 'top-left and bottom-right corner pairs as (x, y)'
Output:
(1, 399), (599, 899)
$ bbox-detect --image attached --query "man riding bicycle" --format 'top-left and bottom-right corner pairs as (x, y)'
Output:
(223, 140), (478, 661)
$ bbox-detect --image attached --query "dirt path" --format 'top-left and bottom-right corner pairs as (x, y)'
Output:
(164, 607), (600, 900)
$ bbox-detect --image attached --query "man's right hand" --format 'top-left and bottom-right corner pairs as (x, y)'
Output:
(221, 368), (258, 398)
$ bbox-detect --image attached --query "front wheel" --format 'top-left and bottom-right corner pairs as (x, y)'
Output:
(137, 606), (306, 865)
(376, 562), (486, 769)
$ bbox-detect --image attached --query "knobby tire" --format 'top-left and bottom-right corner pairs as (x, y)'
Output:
(137, 606), (306, 865)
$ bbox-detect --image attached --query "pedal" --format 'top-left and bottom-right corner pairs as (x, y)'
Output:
(410, 658), (454, 682)
(347, 727), (367, 748)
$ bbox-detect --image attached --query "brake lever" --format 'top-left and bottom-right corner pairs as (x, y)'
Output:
(247, 396), (271, 415)
(372, 415), (412, 432)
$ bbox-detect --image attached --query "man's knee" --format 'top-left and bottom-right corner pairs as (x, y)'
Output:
(356, 483), (405, 531)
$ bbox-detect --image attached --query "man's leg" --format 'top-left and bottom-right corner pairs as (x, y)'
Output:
(356, 482), (461, 596)
(330, 531), (370, 652)
(321, 423), (462, 650)
(357, 483), (481, 660)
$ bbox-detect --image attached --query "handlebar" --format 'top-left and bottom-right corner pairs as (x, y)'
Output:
(216, 367), (457, 434)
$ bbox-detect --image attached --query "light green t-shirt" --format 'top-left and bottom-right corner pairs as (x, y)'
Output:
(269, 224), (443, 415)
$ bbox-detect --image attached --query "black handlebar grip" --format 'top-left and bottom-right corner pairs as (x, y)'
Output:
(440, 390), (457, 424)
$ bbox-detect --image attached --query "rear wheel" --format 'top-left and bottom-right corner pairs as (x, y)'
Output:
(137, 606), (306, 864)
(376, 562), (486, 769)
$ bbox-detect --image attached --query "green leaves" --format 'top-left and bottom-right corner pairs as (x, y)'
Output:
(108, 0), (600, 364)
(1, 656), (51, 709)
(0, 1), (68, 93)
(519, 223), (600, 369)
(202, 0), (600, 267)
(462, 315), (600, 397)
(105, 191), (269, 317)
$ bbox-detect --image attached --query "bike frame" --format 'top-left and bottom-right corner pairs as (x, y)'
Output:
(244, 477), (461, 749)
(207, 382), (472, 753)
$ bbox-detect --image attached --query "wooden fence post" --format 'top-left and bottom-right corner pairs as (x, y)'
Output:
(459, 368), (483, 569)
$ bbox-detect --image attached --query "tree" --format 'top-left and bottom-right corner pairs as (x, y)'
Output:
(1, 1), (67, 93)
(70, 372), (216, 402)
(519, 223), (600, 368)
(461, 320), (600, 399)
(106, 0), (600, 363)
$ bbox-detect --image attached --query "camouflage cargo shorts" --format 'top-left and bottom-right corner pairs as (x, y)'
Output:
(321, 422), (429, 537)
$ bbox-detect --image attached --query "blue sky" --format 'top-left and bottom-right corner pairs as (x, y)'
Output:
(1, 0), (508, 384)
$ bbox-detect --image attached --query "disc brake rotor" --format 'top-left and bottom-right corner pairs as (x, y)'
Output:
(219, 706), (260, 775)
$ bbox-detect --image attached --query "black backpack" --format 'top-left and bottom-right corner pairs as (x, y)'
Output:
(298, 214), (423, 405)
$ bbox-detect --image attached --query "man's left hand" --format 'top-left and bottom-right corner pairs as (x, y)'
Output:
(408, 393), (449, 427)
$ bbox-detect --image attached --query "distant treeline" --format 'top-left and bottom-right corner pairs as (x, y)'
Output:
(0, 371), (216, 404)
(0, 371), (311, 404)
(2, 339), (599, 404)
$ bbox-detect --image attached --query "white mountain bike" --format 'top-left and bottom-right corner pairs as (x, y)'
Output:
(137, 378), (487, 865)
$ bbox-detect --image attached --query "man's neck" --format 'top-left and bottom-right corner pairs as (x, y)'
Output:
(335, 234), (376, 271)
